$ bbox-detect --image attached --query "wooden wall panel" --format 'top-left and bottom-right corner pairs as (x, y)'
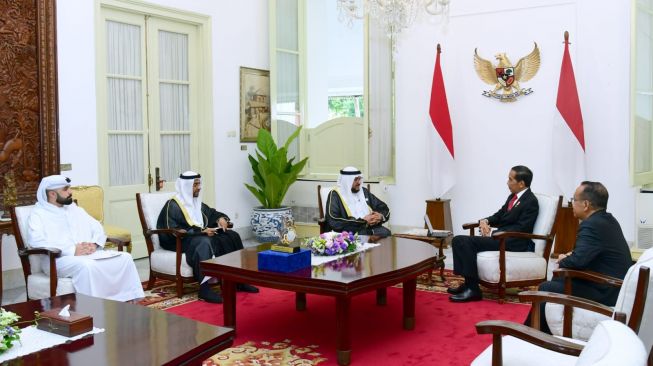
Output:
(0, 0), (59, 207)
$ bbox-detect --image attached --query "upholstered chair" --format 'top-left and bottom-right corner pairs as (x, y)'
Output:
(317, 185), (335, 233)
(463, 194), (563, 302)
(472, 319), (648, 366)
(10, 205), (126, 300)
(136, 192), (195, 297)
(70, 185), (132, 252)
(544, 247), (653, 350)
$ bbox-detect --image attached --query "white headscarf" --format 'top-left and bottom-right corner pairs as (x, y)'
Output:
(174, 171), (204, 227)
(36, 175), (72, 213)
(336, 166), (370, 218)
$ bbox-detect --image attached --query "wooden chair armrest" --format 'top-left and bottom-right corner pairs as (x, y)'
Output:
(146, 228), (188, 238)
(492, 231), (550, 241)
(476, 320), (584, 357)
(18, 247), (62, 258)
(462, 222), (479, 230)
(106, 237), (127, 252)
(518, 290), (614, 317)
(552, 269), (623, 287)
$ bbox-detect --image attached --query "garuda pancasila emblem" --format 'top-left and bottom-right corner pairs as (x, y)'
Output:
(474, 43), (540, 102)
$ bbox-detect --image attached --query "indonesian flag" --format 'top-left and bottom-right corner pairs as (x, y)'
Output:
(427, 44), (456, 197)
(553, 31), (586, 199)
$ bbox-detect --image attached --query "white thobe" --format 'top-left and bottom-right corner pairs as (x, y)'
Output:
(27, 203), (144, 301)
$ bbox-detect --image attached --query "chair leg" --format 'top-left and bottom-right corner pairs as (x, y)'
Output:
(498, 286), (506, 304)
(176, 278), (184, 298)
(146, 271), (156, 290)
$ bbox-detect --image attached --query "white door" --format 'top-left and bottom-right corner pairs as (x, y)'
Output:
(97, 9), (206, 259)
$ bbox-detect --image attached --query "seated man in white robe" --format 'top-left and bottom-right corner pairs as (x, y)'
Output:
(27, 175), (144, 302)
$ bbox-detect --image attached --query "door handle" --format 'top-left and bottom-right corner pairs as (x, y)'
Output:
(155, 167), (165, 191)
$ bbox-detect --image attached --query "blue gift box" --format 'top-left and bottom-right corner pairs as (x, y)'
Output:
(258, 248), (311, 273)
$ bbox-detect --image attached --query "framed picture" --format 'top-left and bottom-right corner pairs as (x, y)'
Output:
(240, 67), (271, 142)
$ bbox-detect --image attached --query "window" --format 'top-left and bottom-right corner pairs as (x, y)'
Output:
(270, 0), (394, 181)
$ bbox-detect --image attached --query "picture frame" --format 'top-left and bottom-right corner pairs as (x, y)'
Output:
(240, 67), (271, 142)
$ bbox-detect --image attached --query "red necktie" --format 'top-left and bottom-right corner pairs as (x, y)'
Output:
(508, 194), (518, 211)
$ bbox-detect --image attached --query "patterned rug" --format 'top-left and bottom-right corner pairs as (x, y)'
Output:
(405, 269), (537, 304)
(137, 279), (211, 310)
(203, 339), (327, 366)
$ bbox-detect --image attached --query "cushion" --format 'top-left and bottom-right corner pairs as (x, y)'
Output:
(545, 304), (612, 341)
(575, 320), (647, 366)
(532, 193), (559, 256)
(614, 247), (653, 350)
(70, 185), (104, 222)
(150, 249), (194, 277)
(139, 192), (175, 250)
(471, 334), (585, 366)
(14, 205), (43, 273)
(319, 186), (335, 218)
(477, 251), (547, 283)
(27, 273), (75, 300)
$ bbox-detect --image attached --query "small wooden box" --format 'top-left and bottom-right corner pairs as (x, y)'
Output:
(37, 308), (93, 337)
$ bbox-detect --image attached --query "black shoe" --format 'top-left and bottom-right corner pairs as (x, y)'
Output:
(449, 288), (482, 302)
(236, 283), (259, 293)
(447, 284), (467, 295)
(198, 284), (223, 303)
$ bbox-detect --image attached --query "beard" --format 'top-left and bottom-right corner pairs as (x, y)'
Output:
(351, 187), (360, 193)
(56, 193), (73, 205)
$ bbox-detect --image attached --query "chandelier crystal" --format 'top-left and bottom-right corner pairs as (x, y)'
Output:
(337, 0), (451, 40)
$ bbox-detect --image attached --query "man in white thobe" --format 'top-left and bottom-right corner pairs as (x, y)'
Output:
(27, 175), (144, 302)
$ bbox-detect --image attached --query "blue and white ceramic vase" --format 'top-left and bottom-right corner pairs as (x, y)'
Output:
(250, 207), (293, 243)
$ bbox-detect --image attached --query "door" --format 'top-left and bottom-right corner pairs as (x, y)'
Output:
(97, 8), (206, 258)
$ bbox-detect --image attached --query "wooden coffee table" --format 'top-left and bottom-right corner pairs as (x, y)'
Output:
(1, 293), (234, 365)
(200, 236), (437, 365)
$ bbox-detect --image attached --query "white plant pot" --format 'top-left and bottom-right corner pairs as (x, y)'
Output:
(251, 206), (293, 243)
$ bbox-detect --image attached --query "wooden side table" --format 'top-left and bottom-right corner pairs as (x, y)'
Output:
(0, 219), (13, 305)
(393, 232), (450, 282)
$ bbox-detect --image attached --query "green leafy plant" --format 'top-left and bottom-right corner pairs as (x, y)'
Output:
(245, 128), (308, 209)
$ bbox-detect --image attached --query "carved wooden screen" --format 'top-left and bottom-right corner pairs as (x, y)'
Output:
(0, 0), (59, 207)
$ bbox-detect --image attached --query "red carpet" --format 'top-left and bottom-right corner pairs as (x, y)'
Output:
(166, 286), (530, 365)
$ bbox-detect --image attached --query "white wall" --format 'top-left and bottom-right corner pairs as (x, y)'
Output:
(389, 0), (635, 239)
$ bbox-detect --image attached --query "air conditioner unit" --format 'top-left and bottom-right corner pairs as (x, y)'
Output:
(635, 189), (653, 250)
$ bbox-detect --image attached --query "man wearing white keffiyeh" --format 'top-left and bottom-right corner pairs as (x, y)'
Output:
(27, 175), (144, 302)
(157, 171), (258, 303)
(325, 166), (391, 239)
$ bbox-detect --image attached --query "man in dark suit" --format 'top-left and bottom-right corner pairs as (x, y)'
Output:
(526, 181), (632, 333)
(448, 165), (539, 302)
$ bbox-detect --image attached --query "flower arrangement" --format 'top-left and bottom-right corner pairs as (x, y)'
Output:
(304, 231), (360, 256)
(0, 308), (21, 353)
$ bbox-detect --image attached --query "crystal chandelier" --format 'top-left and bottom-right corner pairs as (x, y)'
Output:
(337, 0), (451, 39)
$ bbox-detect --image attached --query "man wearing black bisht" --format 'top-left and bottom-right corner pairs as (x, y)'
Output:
(157, 171), (258, 303)
(325, 166), (391, 239)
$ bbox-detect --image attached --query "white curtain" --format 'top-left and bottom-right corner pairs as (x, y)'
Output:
(368, 17), (393, 178)
(158, 30), (190, 181)
(106, 21), (144, 186)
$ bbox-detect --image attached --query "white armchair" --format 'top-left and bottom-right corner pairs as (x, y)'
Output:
(472, 319), (648, 366)
(136, 192), (195, 297)
(10, 205), (127, 300)
(544, 247), (653, 350)
(317, 185), (335, 233)
(463, 193), (563, 302)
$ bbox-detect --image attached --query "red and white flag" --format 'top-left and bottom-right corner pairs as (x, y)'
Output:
(553, 31), (586, 199)
(427, 44), (455, 197)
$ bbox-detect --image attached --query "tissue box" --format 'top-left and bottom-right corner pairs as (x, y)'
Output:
(258, 248), (311, 273)
(37, 308), (93, 337)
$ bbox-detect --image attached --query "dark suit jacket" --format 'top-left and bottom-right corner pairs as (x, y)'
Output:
(558, 210), (632, 304)
(486, 188), (539, 251)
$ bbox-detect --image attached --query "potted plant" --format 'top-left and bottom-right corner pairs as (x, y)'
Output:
(245, 128), (308, 242)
